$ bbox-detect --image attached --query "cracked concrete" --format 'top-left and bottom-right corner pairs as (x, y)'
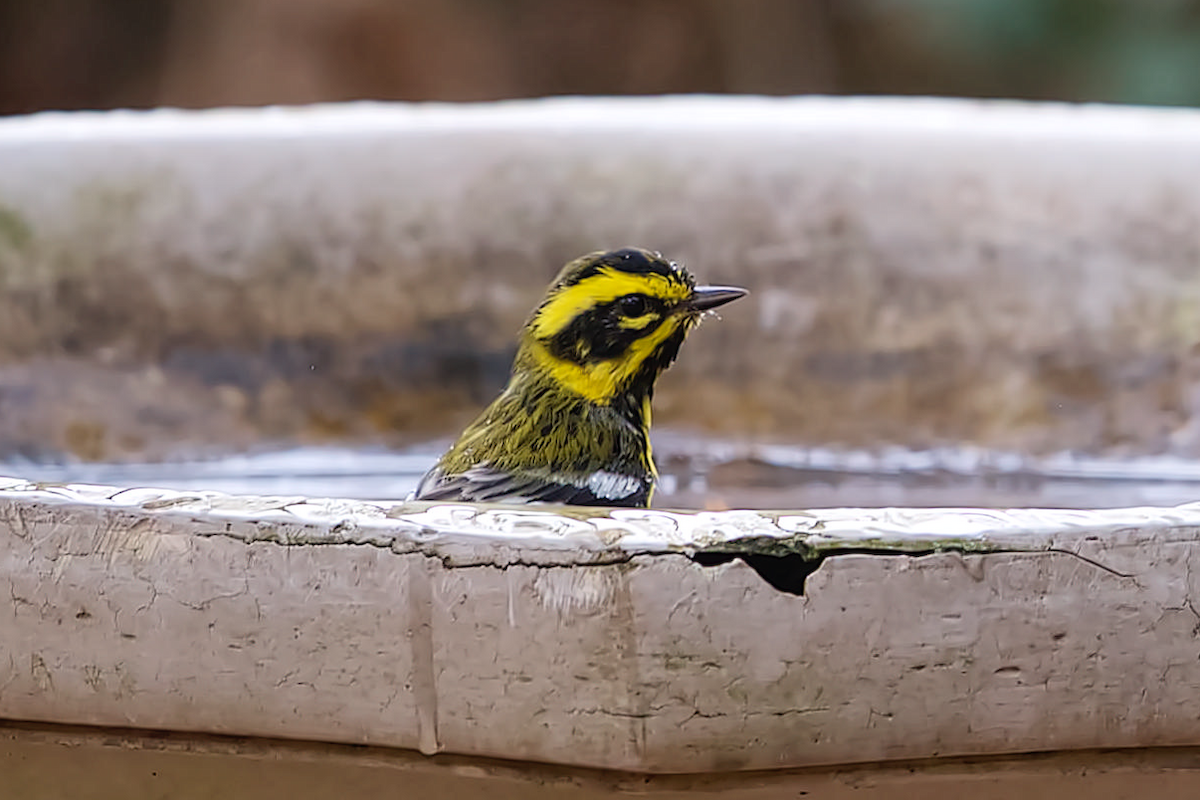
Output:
(4, 479), (1200, 772)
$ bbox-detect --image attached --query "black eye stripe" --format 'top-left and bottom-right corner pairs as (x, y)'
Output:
(546, 304), (669, 364)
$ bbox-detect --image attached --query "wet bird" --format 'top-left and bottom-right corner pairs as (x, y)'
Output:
(413, 248), (746, 507)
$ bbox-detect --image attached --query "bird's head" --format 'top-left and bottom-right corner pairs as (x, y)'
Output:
(515, 248), (746, 405)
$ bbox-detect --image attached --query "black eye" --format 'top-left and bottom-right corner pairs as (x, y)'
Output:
(619, 295), (648, 316)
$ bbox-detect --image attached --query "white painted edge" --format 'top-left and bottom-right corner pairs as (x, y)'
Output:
(4, 95), (1200, 144)
(3, 475), (1199, 563)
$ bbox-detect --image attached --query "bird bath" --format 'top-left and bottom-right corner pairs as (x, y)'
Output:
(4, 97), (1200, 798)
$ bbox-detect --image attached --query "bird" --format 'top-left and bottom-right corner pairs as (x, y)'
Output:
(412, 247), (746, 507)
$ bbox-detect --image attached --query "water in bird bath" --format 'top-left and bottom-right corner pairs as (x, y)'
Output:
(6, 432), (1200, 510)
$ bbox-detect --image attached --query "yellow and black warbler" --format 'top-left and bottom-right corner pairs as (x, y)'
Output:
(414, 248), (746, 507)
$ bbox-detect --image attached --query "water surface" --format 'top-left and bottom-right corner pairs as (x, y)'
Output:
(6, 434), (1200, 510)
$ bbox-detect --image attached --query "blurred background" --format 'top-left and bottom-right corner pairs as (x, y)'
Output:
(5, 0), (1200, 115)
(8, 0), (1200, 509)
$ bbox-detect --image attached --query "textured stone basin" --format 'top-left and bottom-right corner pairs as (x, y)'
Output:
(4, 477), (1200, 779)
(6, 97), (1200, 796)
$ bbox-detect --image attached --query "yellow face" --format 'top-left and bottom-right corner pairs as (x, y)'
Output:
(519, 249), (737, 404)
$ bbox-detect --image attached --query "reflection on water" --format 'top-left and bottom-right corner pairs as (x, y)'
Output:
(0, 447), (438, 502)
(5, 435), (1200, 509)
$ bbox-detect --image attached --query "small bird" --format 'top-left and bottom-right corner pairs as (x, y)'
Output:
(413, 248), (746, 507)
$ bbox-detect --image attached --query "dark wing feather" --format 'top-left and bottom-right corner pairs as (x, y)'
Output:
(413, 464), (648, 507)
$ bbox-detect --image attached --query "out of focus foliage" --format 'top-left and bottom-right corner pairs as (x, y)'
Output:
(2, 0), (1199, 114)
(853, 0), (1200, 106)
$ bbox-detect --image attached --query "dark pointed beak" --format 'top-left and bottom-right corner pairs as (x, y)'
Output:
(688, 285), (748, 312)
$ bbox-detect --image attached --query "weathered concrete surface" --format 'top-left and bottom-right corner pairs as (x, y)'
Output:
(4, 98), (1200, 459)
(4, 477), (1200, 773)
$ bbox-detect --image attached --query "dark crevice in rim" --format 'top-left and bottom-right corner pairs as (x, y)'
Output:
(690, 546), (1132, 596)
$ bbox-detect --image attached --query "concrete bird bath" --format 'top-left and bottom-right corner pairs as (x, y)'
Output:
(4, 97), (1200, 798)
